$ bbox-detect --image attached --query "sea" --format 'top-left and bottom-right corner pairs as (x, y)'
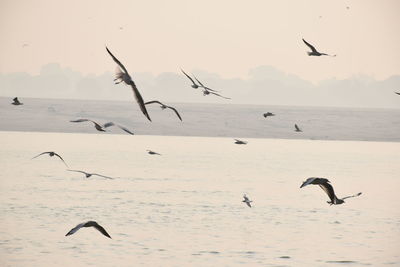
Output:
(0, 97), (399, 266)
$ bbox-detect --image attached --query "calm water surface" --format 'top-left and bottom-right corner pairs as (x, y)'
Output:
(0, 131), (399, 266)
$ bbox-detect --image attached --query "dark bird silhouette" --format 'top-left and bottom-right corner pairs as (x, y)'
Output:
(144, 100), (182, 121)
(32, 151), (68, 167)
(202, 89), (231, 99)
(70, 119), (134, 135)
(234, 139), (247, 145)
(147, 150), (161, 155)
(242, 194), (252, 208)
(395, 92), (400, 95)
(65, 221), (111, 238)
(106, 46), (151, 121)
(294, 124), (302, 132)
(263, 112), (275, 118)
(11, 97), (23, 105)
(67, 169), (114, 179)
(300, 177), (362, 205)
(181, 69), (200, 89)
(302, 39), (336, 57)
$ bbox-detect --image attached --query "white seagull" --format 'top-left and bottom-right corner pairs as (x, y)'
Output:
(144, 100), (182, 121)
(32, 151), (68, 167)
(242, 194), (252, 208)
(300, 177), (362, 205)
(67, 169), (114, 179)
(302, 39), (336, 57)
(106, 46), (151, 121)
(65, 221), (111, 238)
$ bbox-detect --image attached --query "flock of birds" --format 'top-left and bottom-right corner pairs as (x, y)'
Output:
(11, 40), (366, 239)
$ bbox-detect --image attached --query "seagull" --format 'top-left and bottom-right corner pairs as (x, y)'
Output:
(395, 92), (400, 95)
(31, 151), (68, 167)
(202, 89), (231, 99)
(192, 75), (219, 92)
(106, 46), (151, 121)
(11, 97), (23, 105)
(263, 112), (275, 118)
(242, 194), (252, 208)
(67, 169), (114, 179)
(181, 69), (200, 89)
(147, 150), (161, 155)
(300, 177), (362, 205)
(302, 39), (336, 57)
(65, 221), (111, 238)
(144, 100), (182, 121)
(234, 139), (247, 145)
(294, 124), (302, 132)
(70, 119), (134, 135)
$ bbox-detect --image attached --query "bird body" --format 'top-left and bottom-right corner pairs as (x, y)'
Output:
(242, 194), (252, 208)
(65, 221), (111, 238)
(294, 124), (302, 132)
(12, 97), (23, 105)
(302, 39), (336, 57)
(147, 150), (161, 155)
(263, 112), (275, 118)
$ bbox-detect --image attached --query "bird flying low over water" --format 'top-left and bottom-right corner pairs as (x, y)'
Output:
(147, 150), (161, 155)
(300, 177), (362, 205)
(234, 139), (247, 145)
(294, 124), (302, 132)
(65, 221), (111, 238)
(32, 151), (68, 167)
(67, 169), (114, 179)
(242, 194), (252, 208)
(106, 46), (151, 121)
(302, 39), (336, 57)
(11, 97), (23, 105)
(263, 112), (275, 118)
(70, 119), (134, 135)
(144, 100), (183, 121)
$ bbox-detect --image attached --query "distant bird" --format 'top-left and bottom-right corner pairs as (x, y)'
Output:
(202, 89), (231, 99)
(395, 92), (400, 95)
(11, 97), (23, 105)
(192, 75), (219, 92)
(302, 39), (336, 57)
(32, 151), (68, 167)
(67, 169), (114, 179)
(70, 119), (134, 135)
(144, 100), (182, 121)
(263, 112), (275, 118)
(294, 124), (302, 132)
(234, 139), (247, 145)
(300, 177), (362, 205)
(106, 46), (151, 121)
(147, 150), (161, 155)
(65, 221), (111, 238)
(181, 69), (200, 89)
(242, 194), (252, 208)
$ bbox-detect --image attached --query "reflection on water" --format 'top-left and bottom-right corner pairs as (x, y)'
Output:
(0, 131), (399, 267)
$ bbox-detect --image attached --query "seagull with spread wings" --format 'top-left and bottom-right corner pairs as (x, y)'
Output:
(32, 151), (68, 167)
(300, 177), (362, 205)
(70, 119), (134, 135)
(106, 46), (151, 121)
(11, 97), (23, 105)
(302, 38), (336, 57)
(181, 69), (200, 89)
(242, 194), (253, 208)
(67, 169), (114, 179)
(144, 100), (182, 121)
(65, 221), (111, 238)
(202, 89), (231, 99)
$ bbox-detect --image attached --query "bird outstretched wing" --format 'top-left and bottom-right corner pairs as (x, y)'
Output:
(181, 69), (197, 86)
(341, 192), (362, 200)
(145, 100), (183, 121)
(302, 39), (318, 53)
(106, 46), (129, 75)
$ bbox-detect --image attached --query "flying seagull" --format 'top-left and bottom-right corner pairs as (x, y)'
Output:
(147, 150), (161, 155)
(144, 100), (182, 121)
(11, 97), (23, 105)
(67, 169), (114, 179)
(294, 124), (302, 132)
(70, 119), (134, 135)
(242, 194), (252, 208)
(202, 89), (231, 99)
(263, 112), (275, 118)
(65, 221), (111, 238)
(106, 46), (151, 121)
(300, 177), (362, 205)
(32, 151), (68, 167)
(181, 69), (200, 89)
(234, 139), (247, 145)
(395, 92), (400, 95)
(302, 39), (336, 57)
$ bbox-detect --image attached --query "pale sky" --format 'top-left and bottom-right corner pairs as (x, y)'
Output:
(0, 0), (399, 83)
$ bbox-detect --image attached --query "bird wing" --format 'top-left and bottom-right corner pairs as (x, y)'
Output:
(92, 173), (114, 179)
(13, 97), (18, 102)
(295, 124), (301, 131)
(243, 195), (249, 201)
(67, 169), (88, 175)
(246, 201), (252, 208)
(319, 182), (337, 203)
(395, 92), (400, 95)
(52, 152), (68, 167)
(302, 39), (318, 53)
(93, 222), (112, 238)
(166, 106), (183, 121)
(181, 69), (197, 86)
(106, 46), (129, 74)
(130, 84), (152, 122)
(192, 75), (205, 87)
(300, 177), (316, 188)
(65, 222), (86, 236)
(145, 101), (182, 121)
(208, 91), (231, 99)
(31, 151), (51, 159)
(341, 192), (362, 200)
(70, 119), (90, 123)
(103, 122), (134, 135)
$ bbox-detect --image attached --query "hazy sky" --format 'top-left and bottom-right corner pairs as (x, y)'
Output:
(1, 0), (399, 83)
